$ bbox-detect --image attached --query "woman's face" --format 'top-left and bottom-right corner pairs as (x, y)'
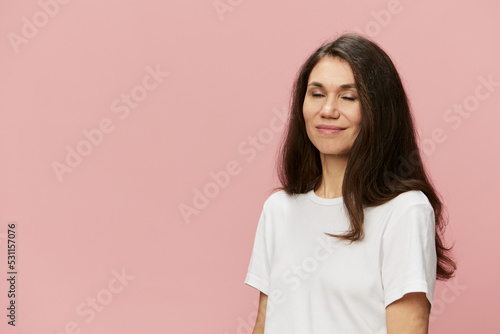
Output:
(303, 56), (362, 157)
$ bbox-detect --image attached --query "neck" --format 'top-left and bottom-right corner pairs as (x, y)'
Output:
(315, 153), (348, 199)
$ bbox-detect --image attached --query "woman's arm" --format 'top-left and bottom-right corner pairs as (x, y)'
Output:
(386, 292), (430, 334)
(252, 292), (268, 334)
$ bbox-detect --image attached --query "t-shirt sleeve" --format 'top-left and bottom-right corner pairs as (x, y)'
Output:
(244, 204), (271, 295)
(381, 202), (437, 312)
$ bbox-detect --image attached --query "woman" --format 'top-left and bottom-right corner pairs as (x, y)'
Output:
(244, 33), (456, 333)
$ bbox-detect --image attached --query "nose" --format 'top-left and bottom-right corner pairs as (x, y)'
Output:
(320, 96), (340, 118)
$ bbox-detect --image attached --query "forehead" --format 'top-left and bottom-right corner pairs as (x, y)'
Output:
(308, 56), (355, 84)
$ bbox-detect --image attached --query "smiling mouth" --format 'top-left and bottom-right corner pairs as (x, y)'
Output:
(316, 128), (345, 135)
(316, 125), (346, 135)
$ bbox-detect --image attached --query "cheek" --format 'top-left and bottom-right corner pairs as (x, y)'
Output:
(302, 110), (314, 139)
(303, 100), (318, 122)
(302, 107), (312, 127)
(352, 107), (362, 128)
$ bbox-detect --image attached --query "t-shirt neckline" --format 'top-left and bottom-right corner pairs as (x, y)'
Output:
(307, 189), (343, 205)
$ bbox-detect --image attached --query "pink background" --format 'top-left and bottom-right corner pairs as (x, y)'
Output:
(1, 0), (499, 333)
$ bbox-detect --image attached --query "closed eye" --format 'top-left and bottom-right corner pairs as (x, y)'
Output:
(342, 96), (356, 101)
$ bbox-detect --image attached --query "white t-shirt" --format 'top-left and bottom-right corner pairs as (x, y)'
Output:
(244, 189), (437, 333)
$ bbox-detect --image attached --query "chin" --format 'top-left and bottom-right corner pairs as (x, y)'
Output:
(315, 145), (351, 157)
(320, 152), (349, 157)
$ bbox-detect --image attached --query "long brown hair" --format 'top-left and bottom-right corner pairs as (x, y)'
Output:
(274, 32), (456, 280)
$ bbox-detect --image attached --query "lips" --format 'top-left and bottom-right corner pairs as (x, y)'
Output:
(315, 124), (345, 135)
(316, 124), (345, 130)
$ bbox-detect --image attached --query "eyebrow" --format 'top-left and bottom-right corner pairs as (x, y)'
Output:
(307, 81), (357, 89)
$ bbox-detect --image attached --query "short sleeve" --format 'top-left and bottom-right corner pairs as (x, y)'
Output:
(244, 205), (271, 295)
(381, 203), (437, 312)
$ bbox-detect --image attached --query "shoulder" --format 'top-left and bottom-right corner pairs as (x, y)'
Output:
(382, 190), (435, 229)
(367, 190), (433, 215)
(389, 190), (432, 209)
(366, 190), (434, 227)
(263, 189), (294, 207)
(261, 189), (302, 211)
